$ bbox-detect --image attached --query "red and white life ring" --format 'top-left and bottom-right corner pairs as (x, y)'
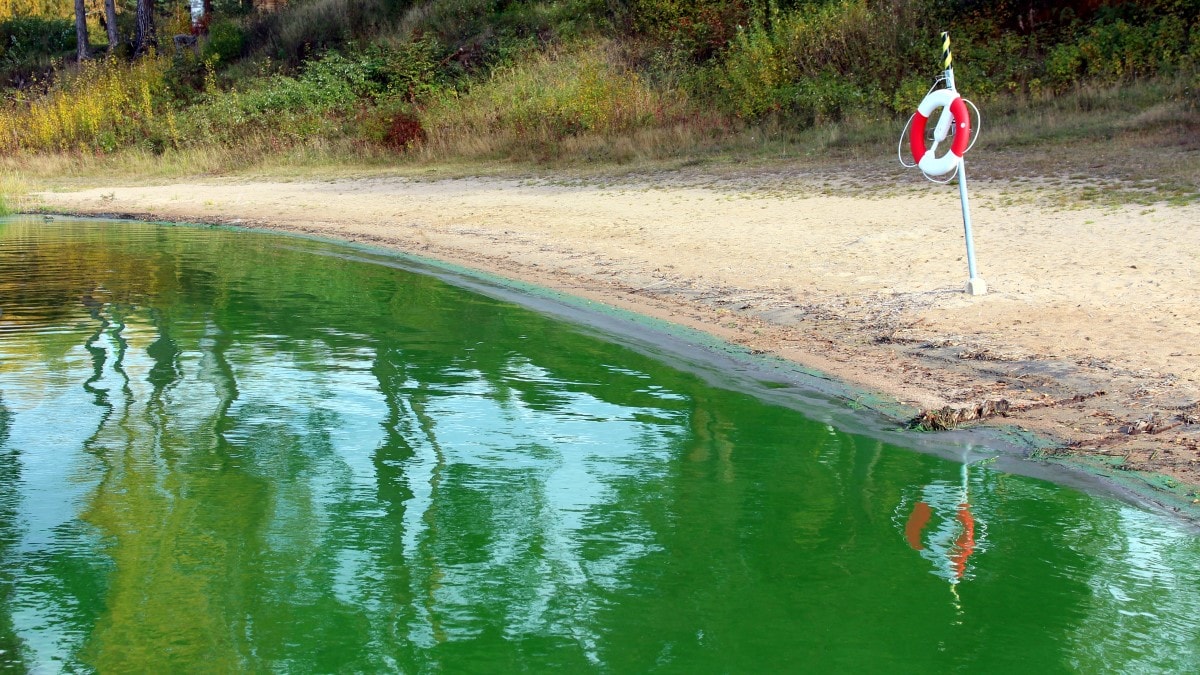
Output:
(909, 88), (971, 176)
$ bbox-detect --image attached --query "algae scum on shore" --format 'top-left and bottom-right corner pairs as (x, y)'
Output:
(0, 216), (1198, 670)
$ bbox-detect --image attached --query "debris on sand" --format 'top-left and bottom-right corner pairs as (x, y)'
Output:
(909, 391), (1106, 431)
(909, 399), (1012, 431)
(1120, 414), (1182, 436)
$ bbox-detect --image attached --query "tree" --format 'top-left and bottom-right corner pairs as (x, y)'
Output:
(73, 0), (89, 60)
(105, 0), (119, 54)
(135, 0), (154, 55)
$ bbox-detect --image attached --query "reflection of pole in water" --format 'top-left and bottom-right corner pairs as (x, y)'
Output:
(902, 453), (981, 614)
(947, 459), (976, 617)
(950, 461), (976, 580)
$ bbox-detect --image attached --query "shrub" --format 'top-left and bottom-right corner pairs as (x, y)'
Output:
(203, 20), (247, 65)
(0, 16), (76, 85)
(419, 42), (709, 158)
(397, 0), (496, 45)
(177, 50), (386, 145)
(714, 0), (1199, 122)
(249, 0), (407, 65)
(891, 75), (933, 116)
(626, 0), (750, 63)
(361, 37), (445, 102)
(0, 16), (75, 64)
(1076, 13), (1191, 81)
(717, 0), (927, 121)
(355, 99), (426, 151)
(1046, 42), (1085, 89)
(0, 55), (172, 153)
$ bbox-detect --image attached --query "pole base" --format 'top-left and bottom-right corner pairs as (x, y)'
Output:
(965, 278), (988, 296)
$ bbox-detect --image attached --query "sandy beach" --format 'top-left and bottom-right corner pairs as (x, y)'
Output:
(35, 167), (1200, 497)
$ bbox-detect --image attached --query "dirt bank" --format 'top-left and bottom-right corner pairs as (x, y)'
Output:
(34, 167), (1200, 506)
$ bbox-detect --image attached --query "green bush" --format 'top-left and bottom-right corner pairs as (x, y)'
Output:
(627, 0), (753, 63)
(395, 0), (495, 45)
(178, 50), (391, 144)
(359, 37), (446, 102)
(713, 0), (1198, 123)
(0, 16), (76, 85)
(717, 0), (929, 121)
(419, 42), (705, 157)
(1076, 14), (1191, 81)
(249, 0), (408, 65)
(1046, 42), (1085, 89)
(1, 0), (1195, 161)
(203, 20), (247, 65)
(891, 75), (933, 116)
(0, 16), (75, 64)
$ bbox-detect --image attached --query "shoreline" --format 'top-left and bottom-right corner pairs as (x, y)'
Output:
(29, 170), (1200, 516)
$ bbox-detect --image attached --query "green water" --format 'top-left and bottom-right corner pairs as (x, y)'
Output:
(0, 216), (1197, 672)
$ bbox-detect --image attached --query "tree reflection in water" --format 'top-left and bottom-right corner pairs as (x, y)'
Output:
(0, 217), (1197, 672)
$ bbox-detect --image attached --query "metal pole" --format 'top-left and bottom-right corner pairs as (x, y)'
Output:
(958, 158), (985, 293)
(941, 32), (986, 296)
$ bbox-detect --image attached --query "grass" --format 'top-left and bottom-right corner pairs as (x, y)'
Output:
(0, 56), (173, 154)
(414, 41), (730, 163)
(1, 70), (1196, 209)
(0, 171), (30, 214)
(1, 0), (1194, 209)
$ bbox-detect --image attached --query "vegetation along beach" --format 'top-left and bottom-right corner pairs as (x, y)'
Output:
(2, 0), (1199, 514)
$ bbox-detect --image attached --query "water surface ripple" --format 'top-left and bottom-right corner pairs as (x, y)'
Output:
(0, 217), (1197, 671)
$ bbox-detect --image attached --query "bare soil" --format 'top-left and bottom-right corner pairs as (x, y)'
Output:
(34, 164), (1200, 504)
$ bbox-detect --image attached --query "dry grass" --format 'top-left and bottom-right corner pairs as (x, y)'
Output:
(959, 76), (1200, 202)
(417, 42), (728, 162)
(0, 56), (173, 153)
(1, 70), (1195, 207)
(0, 170), (33, 214)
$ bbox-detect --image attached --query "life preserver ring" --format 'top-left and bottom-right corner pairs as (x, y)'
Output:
(909, 88), (971, 176)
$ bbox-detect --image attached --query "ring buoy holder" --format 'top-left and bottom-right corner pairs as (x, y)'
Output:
(897, 31), (987, 296)
(909, 88), (971, 177)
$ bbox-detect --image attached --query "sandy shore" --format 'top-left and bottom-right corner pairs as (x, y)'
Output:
(35, 169), (1200, 499)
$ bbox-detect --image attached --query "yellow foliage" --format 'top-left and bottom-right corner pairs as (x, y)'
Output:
(421, 42), (698, 157)
(1, 0), (73, 19)
(0, 55), (171, 153)
(163, 4), (193, 37)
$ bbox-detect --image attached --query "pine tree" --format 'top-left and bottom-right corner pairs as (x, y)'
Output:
(135, 0), (154, 55)
(73, 0), (89, 60)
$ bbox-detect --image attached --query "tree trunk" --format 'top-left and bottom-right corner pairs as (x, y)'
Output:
(135, 0), (155, 55)
(105, 0), (119, 54)
(74, 0), (90, 61)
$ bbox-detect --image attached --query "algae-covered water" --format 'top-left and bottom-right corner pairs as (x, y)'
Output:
(0, 216), (1197, 671)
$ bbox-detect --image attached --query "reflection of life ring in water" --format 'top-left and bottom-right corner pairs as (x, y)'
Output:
(905, 498), (977, 581)
(900, 464), (982, 584)
(904, 501), (932, 550)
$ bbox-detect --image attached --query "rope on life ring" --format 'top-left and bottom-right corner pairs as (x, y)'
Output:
(909, 88), (971, 177)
